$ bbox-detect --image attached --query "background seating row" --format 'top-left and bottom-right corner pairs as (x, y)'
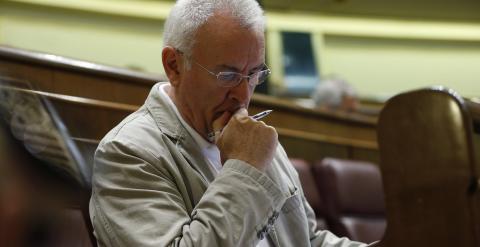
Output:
(290, 157), (386, 243)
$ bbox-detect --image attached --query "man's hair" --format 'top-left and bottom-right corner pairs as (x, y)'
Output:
(312, 78), (357, 110)
(163, 0), (265, 67)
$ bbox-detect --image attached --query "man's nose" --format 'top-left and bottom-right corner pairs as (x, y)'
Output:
(228, 78), (252, 104)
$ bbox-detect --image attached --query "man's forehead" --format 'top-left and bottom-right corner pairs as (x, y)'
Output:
(196, 12), (264, 43)
(191, 12), (265, 70)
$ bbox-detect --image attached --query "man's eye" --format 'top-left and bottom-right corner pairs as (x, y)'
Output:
(217, 72), (239, 82)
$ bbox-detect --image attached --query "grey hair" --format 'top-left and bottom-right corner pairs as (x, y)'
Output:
(163, 0), (265, 67)
(312, 78), (357, 109)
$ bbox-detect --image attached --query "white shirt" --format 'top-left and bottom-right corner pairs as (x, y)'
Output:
(159, 84), (222, 172)
(159, 83), (272, 247)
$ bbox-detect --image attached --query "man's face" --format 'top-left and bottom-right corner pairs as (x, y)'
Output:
(174, 14), (265, 139)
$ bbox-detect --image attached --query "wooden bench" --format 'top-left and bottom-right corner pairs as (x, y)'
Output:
(0, 45), (380, 164)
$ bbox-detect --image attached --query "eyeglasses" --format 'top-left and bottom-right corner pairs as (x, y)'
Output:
(175, 48), (271, 88)
(193, 61), (271, 88)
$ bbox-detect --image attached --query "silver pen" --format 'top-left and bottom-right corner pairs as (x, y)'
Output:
(250, 109), (273, 121)
(207, 109), (273, 142)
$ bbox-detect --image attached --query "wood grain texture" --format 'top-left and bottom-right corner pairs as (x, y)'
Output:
(0, 45), (380, 163)
(376, 88), (480, 246)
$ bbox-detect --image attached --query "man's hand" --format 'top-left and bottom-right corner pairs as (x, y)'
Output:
(213, 108), (278, 171)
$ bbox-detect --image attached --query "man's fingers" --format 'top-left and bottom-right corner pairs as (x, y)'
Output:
(234, 108), (248, 117)
(233, 107), (249, 121)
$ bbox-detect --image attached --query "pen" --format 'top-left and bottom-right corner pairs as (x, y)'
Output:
(251, 109), (273, 121)
(207, 109), (273, 142)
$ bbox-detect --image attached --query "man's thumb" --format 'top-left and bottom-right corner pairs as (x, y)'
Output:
(234, 107), (248, 117)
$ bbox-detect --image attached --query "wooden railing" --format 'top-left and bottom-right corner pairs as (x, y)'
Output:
(0, 45), (379, 163)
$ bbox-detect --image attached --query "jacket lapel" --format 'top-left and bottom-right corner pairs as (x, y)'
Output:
(145, 82), (216, 184)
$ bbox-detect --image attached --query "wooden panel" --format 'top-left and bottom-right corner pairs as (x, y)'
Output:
(53, 98), (135, 140)
(0, 60), (55, 89)
(40, 89), (377, 164)
(252, 103), (377, 144)
(376, 88), (480, 247)
(0, 57), (155, 105)
(0, 46), (380, 163)
(50, 71), (151, 105)
(29, 90), (138, 141)
(350, 148), (381, 165)
(279, 136), (349, 163)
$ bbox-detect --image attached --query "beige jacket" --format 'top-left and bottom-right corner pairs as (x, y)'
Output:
(89, 83), (366, 247)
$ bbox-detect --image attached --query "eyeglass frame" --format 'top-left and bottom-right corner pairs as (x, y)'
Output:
(175, 48), (271, 88)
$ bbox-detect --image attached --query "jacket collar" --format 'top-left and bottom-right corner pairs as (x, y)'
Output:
(145, 82), (217, 182)
(145, 82), (184, 141)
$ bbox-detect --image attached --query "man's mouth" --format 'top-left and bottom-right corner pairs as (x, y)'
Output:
(214, 106), (242, 120)
(212, 111), (227, 121)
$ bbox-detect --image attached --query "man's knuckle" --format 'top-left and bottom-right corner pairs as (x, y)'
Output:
(266, 125), (276, 133)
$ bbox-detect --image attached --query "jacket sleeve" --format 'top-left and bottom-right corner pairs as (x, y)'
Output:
(90, 139), (291, 247)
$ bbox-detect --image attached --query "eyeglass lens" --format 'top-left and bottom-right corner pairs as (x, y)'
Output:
(217, 70), (270, 87)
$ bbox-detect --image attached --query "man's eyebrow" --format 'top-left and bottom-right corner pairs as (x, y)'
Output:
(214, 64), (240, 72)
(214, 63), (265, 73)
(249, 64), (265, 73)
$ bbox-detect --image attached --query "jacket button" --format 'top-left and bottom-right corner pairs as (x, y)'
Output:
(268, 211), (280, 225)
(268, 217), (274, 226)
(257, 228), (267, 240)
(266, 223), (274, 232)
(273, 211), (280, 219)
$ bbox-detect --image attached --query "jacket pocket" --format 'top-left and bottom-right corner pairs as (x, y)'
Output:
(281, 188), (302, 214)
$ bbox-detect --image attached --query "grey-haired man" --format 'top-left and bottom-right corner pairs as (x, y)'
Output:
(89, 0), (368, 246)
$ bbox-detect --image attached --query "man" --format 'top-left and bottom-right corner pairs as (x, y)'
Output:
(89, 0), (367, 246)
(312, 78), (359, 112)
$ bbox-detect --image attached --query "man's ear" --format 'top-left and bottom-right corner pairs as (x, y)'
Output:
(162, 46), (182, 87)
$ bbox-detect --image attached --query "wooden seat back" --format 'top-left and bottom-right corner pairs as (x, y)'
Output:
(376, 87), (480, 246)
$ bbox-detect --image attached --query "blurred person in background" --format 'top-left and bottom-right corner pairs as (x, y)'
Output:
(312, 76), (359, 112)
